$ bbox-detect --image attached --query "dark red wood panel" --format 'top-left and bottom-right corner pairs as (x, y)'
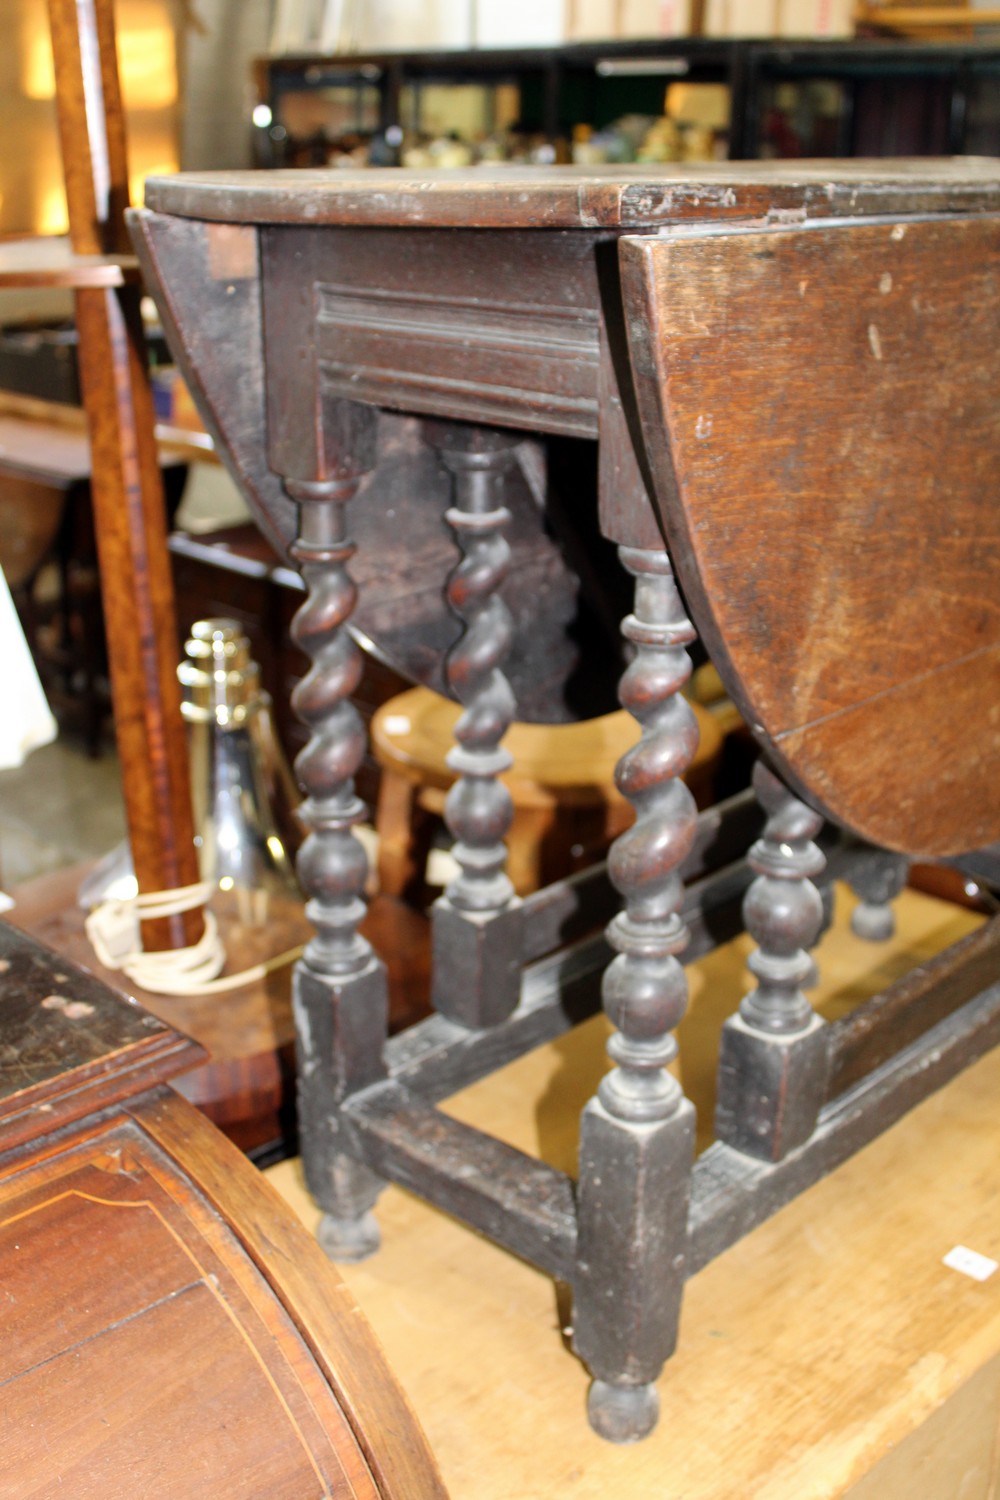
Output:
(0, 1285), (332, 1499)
(0, 1144), (378, 1499)
(622, 214), (1000, 856)
(0, 1188), (197, 1385)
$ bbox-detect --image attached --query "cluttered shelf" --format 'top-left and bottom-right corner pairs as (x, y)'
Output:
(254, 35), (1000, 169)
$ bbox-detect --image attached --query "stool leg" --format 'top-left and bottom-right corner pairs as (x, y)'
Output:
(426, 424), (524, 1028)
(714, 758), (829, 1162)
(573, 545), (699, 1443)
(505, 804), (554, 895)
(288, 474), (388, 1264)
(375, 769), (428, 901)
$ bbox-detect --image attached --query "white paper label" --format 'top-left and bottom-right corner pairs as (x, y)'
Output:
(943, 1245), (999, 1283)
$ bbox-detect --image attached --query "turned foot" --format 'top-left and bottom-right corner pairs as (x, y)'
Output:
(847, 845), (908, 943)
(317, 1210), (381, 1264)
(587, 1380), (660, 1444)
(851, 899), (895, 942)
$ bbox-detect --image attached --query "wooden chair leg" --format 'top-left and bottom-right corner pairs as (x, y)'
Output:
(375, 771), (423, 900)
(378, 774), (440, 907)
(505, 805), (554, 896)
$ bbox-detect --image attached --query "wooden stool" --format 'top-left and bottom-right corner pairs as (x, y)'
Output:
(372, 686), (724, 901)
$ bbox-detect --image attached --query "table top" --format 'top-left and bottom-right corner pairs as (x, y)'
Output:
(8, 863), (432, 1154)
(144, 158), (1000, 230)
(623, 212), (1000, 857)
(0, 415), (93, 488)
(135, 160), (1000, 858)
(0, 922), (202, 1154)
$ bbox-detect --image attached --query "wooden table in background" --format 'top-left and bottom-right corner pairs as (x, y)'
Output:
(269, 885), (1000, 1500)
(9, 864), (431, 1156)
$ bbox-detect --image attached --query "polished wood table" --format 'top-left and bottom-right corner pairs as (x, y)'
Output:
(131, 162), (1000, 1441)
(0, 920), (445, 1497)
(9, 864), (432, 1156)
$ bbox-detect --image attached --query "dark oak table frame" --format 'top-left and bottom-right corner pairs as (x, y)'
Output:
(132, 161), (1000, 1442)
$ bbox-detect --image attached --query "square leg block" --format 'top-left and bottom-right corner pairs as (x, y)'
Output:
(431, 896), (523, 1028)
(715, 1011), (829, 1162)
(573, 1095), (696, 1440)
(294, 959), (387, 1256)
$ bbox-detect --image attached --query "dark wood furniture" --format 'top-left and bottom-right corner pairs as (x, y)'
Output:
(623, 214), (1000, 857)
(0, 920), (446, 1497)
(264, 889), (1000, 1499)
(131, 159), (1000, 1442)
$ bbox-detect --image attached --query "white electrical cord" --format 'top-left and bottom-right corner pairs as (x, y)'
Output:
(85, 881), (303, 997)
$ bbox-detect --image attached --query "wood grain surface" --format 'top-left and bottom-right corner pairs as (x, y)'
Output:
(133, 1089), (449, 1500)
(0, 1095), (446, 1498)
(0, 920), (203, 1154)
(143, 159), (1000, 229)
(0, 922), (446, 1499)
(622, 214), (1000, 857)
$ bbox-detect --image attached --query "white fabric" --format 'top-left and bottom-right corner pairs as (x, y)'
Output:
(0, 565), (57, 769)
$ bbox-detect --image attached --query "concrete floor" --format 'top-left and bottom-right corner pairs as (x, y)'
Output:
(0, 735), (126, 891)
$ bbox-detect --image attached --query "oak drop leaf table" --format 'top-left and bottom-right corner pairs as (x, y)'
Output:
(131, 161), (1000, 1441)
